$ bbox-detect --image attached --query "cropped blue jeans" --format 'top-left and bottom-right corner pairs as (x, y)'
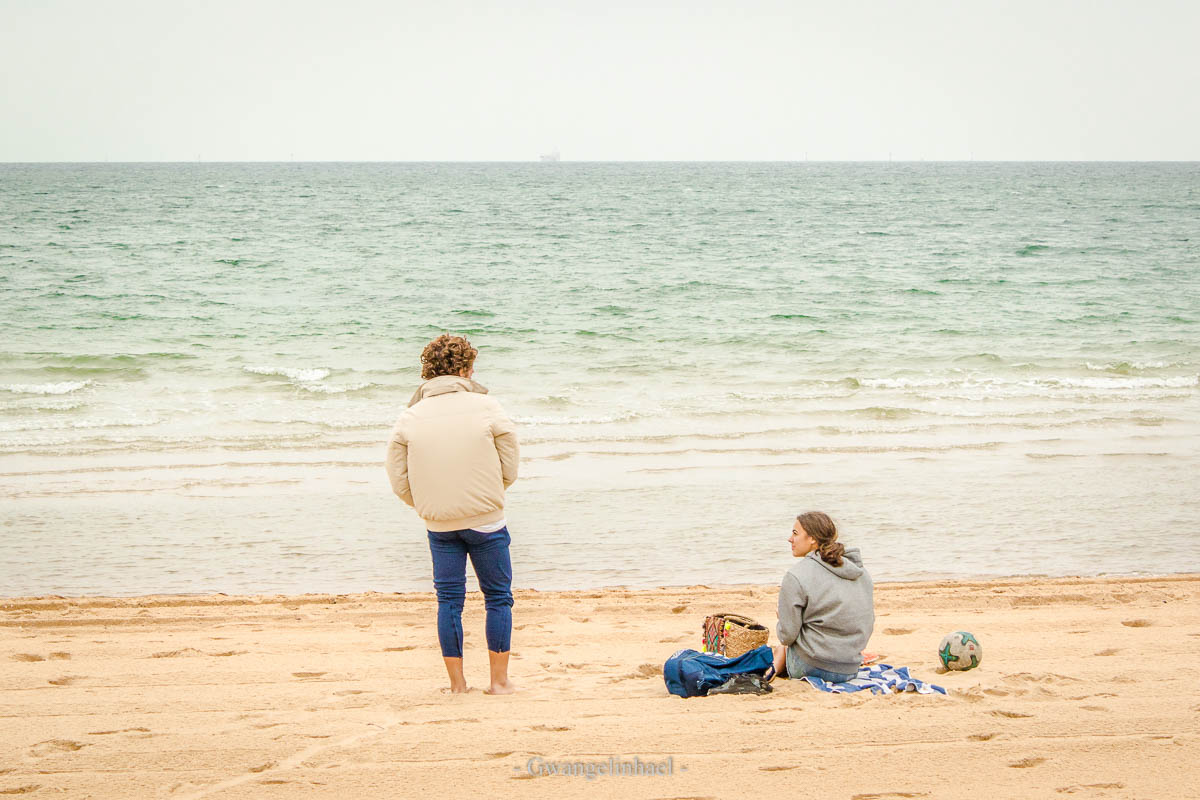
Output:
(785, 645), (857, 684)
(427, 527), (513, 658)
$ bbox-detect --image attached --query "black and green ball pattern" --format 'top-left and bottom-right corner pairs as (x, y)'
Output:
(938, 631), (982, 671)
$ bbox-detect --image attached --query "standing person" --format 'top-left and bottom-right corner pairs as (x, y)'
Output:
(772, 511), (875, 683)
(385, 334), (519, 694)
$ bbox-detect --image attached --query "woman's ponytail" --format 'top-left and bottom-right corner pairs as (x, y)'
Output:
(818, 541), (845, 567)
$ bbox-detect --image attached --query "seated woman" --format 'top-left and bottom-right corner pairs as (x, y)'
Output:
(772, 511), (875, 683)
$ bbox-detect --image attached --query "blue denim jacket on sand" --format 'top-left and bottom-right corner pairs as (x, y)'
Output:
(662, 645), (775, 698)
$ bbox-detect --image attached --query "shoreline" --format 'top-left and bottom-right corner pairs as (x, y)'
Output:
(3, 574), (1197, 798)
(3, 571), (1198, 607)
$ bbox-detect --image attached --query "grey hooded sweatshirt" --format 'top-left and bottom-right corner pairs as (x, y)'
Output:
(776, 547), (875, 676)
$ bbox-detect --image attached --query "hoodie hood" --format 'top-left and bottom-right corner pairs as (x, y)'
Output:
(805, 546), (864, 581)
(408, 375), (490, 407)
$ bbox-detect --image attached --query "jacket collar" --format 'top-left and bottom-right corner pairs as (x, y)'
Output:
(408, 374), (489, 407)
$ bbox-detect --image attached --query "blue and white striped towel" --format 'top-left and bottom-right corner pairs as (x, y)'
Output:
(803, 664), (947, 695)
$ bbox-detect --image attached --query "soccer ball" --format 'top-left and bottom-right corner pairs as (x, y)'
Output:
(938, 631), (982, 671)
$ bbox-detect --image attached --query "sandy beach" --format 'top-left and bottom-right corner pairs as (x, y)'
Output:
(2, 574), (1197, 799)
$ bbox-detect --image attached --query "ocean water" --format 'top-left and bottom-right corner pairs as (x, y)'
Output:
(1, 162), (1198, 596)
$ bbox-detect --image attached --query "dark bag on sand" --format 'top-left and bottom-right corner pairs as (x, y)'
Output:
(663, 645), (775, 698)
(707, 673), (773, 695)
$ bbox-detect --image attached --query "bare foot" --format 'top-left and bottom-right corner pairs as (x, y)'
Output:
(440, 684), (470, 694)
(484, 680), (517, 695)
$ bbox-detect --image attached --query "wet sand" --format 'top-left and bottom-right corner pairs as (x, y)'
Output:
(2, 575), (1197, 799)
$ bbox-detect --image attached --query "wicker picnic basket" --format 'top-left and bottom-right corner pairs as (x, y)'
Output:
(702, 613), (769, 658)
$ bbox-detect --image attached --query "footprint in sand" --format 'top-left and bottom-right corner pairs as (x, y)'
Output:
(883, 628), (914, 636)
(47, 676), (80, 686)
(29, 740), (88, 757)
(530, 725), (570, 732)
(624, 663), (659, 679)
(87, 728), (150, 735)
(383, 646), (417, 652)
(10, 654), (44, 662)
(990, 710), (1033, 719)
(671, 605), (687, 614)
(333, 690), (368, 696)
(486, 751), (513, 759)
(211, 650), (247, 657)
(851, 793), (929, 800)
(1121, 619), (1152, 628)
(1080, 705), (1108, 712)
(760, 765), (800, 772)
(248, 762), (276, 773)
(151, 648), (204, 658)
(0, 784), (41, 794)
(48, 652), (70, 660)
(1094, 648), (1120, 656)
(967, 733), (998, 741)
(292, 672), (327, 679)
(1008, 757), (1046, 768)
(1055, 783), (1125, 794)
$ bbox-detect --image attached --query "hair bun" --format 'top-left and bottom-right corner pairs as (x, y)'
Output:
(820, 541), (845, 567)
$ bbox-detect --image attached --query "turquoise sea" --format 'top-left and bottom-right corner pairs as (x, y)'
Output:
(1, 162), (1198, 596)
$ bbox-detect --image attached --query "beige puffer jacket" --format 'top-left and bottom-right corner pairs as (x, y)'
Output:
(385, 375), (519, 532)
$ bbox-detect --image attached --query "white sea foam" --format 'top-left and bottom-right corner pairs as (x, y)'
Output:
(514, 412), (644, 426)
(0, 380), (92, 395)
(243, 365), (331, 382)
(1085, 361), (1172, 371)
(1031, 375), (1198, 390)
(296, 382), (375, 394)
(861, 374), (1197, 392)
(859, 377), (960, 389)
(0, 416), (160, 433)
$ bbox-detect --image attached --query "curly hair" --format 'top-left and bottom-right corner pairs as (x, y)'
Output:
(797, 511), (845, 567)
(420, 334), (478, 380)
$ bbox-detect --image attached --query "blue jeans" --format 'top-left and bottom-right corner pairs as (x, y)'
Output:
(427, 527), (513, 658)
(786, 645), (856, 683)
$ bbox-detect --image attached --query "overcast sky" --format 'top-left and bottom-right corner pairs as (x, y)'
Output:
(2, 0), (1197, 161)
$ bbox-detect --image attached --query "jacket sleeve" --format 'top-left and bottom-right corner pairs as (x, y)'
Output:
(491, 401), (520, 489)
(384, 419), (414, 506)
(776, 571), (808, 647)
